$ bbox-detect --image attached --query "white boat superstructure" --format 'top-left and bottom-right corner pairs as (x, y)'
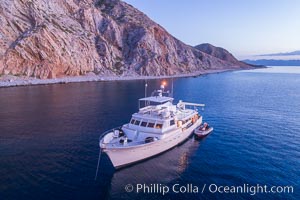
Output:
(99, 83), (205, 169)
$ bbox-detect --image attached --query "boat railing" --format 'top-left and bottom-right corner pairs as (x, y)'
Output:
(99, 126), (123, 142)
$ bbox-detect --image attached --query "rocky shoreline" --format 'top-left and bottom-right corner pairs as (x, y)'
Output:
(0, 68), (242, 88)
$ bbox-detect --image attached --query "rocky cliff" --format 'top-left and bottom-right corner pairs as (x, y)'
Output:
(0, 0), (253, 79)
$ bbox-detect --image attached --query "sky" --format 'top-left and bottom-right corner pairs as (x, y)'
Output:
(123, 0), (300, 59)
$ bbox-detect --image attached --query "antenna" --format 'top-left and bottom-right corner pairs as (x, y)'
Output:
(171, 77), (174, 97)
(145, 79), (148, 98)
(143, 66), (148, 98)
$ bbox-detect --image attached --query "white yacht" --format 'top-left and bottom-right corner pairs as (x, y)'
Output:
(99, 82), (205, 169)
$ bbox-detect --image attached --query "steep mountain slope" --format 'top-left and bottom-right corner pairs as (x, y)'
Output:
(0, 0), (253, 79)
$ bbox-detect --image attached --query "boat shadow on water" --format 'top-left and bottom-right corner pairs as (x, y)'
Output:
(97, 136), (212, 199)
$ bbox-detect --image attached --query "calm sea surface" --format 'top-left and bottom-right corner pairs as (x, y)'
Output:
(0, 66), (299, 200)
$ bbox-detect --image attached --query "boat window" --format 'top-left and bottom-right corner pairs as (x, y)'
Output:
(147, 122), (155, 128)
(170, 119), (175, 126)
(155, 123), (163, 129)
(130, 119), (135, 124)
(134, 120), (141, 125)
(141, 121), (148, 127)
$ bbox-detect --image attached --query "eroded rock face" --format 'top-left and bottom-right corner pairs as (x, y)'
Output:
(0, 0), (252, 79)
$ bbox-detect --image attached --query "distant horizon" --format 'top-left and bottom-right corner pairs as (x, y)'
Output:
(239, 55), (300, 61)
(123, 0), (300, 60)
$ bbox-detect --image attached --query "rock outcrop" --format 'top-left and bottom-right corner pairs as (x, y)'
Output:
(194, 43), (250, 68)
(0, 0), (253, 79)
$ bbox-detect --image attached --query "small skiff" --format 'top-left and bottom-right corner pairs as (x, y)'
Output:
(194, 122), (213, 138)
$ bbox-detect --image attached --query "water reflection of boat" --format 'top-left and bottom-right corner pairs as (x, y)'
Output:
(108, 138), (201, 199)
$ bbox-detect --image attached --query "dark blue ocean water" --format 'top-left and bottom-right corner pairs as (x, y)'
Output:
(0, 67), (299, 200)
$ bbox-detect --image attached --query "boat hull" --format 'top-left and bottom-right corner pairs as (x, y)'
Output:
(102, 120), (202, 169)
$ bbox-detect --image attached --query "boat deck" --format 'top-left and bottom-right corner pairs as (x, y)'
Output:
(103, 137), (152, 148)
(176, 109), (195, 120)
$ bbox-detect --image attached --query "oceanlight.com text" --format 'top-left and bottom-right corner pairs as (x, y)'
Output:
(207, 183), (294, 195)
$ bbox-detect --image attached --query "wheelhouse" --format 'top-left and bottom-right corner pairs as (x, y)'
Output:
(128, 117), (177, 130)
